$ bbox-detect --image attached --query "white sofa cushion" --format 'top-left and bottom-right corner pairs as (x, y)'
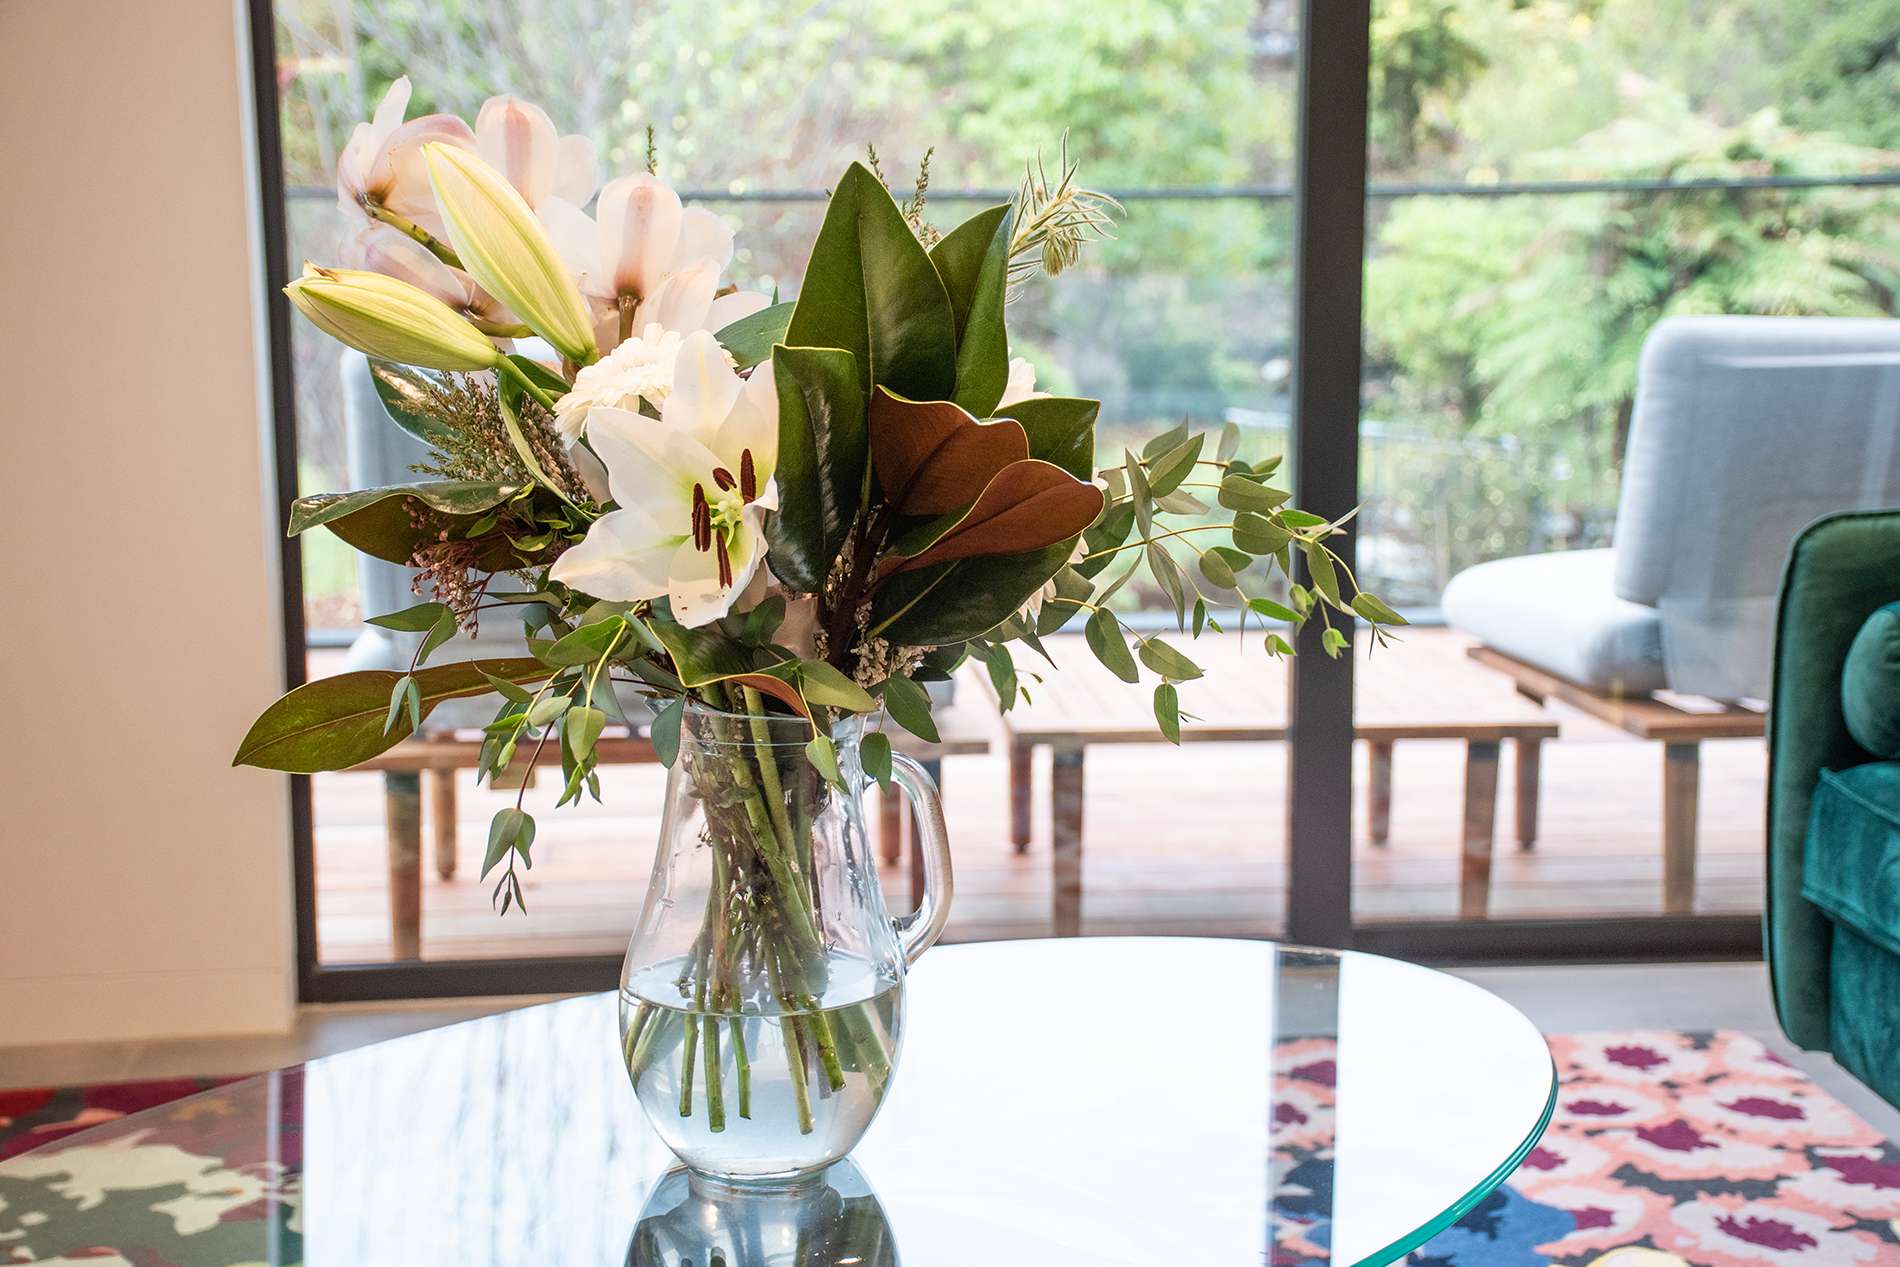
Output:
(1441, 548), (1665, 695)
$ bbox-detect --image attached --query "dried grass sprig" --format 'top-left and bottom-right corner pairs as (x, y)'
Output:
(1008, 134), (1122, 295)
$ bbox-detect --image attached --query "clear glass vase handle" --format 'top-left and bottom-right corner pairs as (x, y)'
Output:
(888, 752), (954, 966)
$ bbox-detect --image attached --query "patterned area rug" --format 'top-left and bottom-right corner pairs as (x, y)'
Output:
(3, 1031), (1898, 1265)
(1278, 1030), (1900, 1266)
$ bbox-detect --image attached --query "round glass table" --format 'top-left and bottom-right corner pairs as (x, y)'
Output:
(0, 938), (1554, 1266)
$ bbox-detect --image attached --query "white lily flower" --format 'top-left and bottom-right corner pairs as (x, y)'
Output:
(341, 225), (522, 335)
(537, 174), (770, 349)
(335, 76), (474, 238)
(474, 94), (598, 211)
(997, 356), (1052, 409)
(550, 331), (780, 627)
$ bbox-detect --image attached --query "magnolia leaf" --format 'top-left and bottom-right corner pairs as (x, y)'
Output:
(367, 359), (458, 445)
(289, 480), (528, 570)
(714, 300), (794, 370)
(928, 203), (1012, 417)
(890, 460), (1104, 574)
(869, 387), (1029, 516)
(1084, 608), (1139, 683)
(1007, 395), (1099, 480)
(879, 673), (940, 743)
(785, 162), (957, 400)
(768, 346), (867, 592)
(861, 730), (894, 790)
(1138, 637), (1204, 682)
(648, 616), (807, 717)
(234, 657), (557, 773)
(871, 537), (1076, 646)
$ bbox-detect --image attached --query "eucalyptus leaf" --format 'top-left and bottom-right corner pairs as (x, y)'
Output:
(805, 733), (843, 787)
(1137, 637), (1204, 682)
(797, 660), (876, 712)
(1216, 421), (1242, 463)
(879, 673), (940, 744)
(1351, 593), (1409, 625)
(366, 601), (452, 633)
(1145, 433), (1204, 498)
(860, 730), (894, 790)
(650, 696), (685, 767)
(1141, 421), (1190, 462)
(540, 618), (627, 667)
(1218, 475), (1291, 512)
(1248, 597), (1301, 624)
(1147, 543), (1187, 625)
(564, 705), (607, 759)
(1154, 682), (1182, 744)
(1084, 608), (1139, 683)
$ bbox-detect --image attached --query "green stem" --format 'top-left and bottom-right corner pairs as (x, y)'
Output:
(702, 1004), (725, 1133)
(497, 354), (561, 415)
(740, 686), (799, 853)
(729, 1017), (752, 1119)
(363, 200), (463, 269)
(781, 1016), (816, 1135)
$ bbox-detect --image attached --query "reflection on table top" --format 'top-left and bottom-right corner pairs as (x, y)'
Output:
(0, 937), (1555, 1266)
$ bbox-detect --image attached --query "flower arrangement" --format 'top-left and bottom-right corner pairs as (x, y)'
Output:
(235, 82), (1401, 1146)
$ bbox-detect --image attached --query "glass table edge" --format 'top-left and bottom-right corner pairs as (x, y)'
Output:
(1346, 1047), (1560, 1267)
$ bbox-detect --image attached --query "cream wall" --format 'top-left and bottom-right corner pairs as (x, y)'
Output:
(0, 1), (297, 1043)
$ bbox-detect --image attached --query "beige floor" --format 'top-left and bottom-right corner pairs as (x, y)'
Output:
(4, 961), (1896, 1142)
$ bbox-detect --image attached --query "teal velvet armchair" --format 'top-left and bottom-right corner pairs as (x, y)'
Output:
(1769, 509), (1900, 1108)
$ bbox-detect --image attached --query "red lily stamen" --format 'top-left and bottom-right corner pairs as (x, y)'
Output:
(740, 450), (757, 502)
(691, 484), (710, 551)
(711, 467), (736, 492)
(715, 535), (733, 588)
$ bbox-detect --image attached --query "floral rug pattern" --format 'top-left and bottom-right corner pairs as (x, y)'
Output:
(1271, 1030), (1900, 1265)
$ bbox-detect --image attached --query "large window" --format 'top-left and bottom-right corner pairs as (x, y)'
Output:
(256, 0), (1900, 993)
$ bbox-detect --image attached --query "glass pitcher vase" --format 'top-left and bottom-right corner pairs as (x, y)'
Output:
(618, 700), (952, 1184)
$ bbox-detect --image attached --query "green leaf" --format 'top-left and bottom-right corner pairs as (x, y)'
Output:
(797, 660), (876, 712)
(1304, 545), (1342, 607)
(1147, 543), (1187, 624)
(1145, 433), (1204, 498)
(928, 203), (1012, 417)
(767, 346), (867, 592)
(806, 733), (843, 787)
(1216, 421), (1242, 463)
(1322, 626), (1350, 657)
(1266, 632), (1296, 657)
(1280, 509), (1329, 529)
(742, 595), (787, 644)
(1198, 548), (1239, 590)
(482, 807), (534, 880)
(1154, 682), (1181, 744)
(1192, 597), (1207, 637)
(497, 366), (575, 505)
(648, 617), (793, 690)
(504, 354), (570, 399)
(481, 670), (536, 705)
(713, 300), (793, 370)
(367, 601), (451, 633)
(366, 359), (459, 446)
(784, 161), (957, 400)
(1084, 608), (1139, 683)
(1141, 421), (1190, 462)
(1039, 565), (1093, 636)
(984, 643), (1018, 711)
(1248, 597), (1301, 623)
(861, 730), (894, 790)
(288, 481), (528, 570)
(1004, 395), (1099, 481)
(869, 537), (1075, 647)
(879, 673), (940, 743)
(1351, 593), (1410, 626)
(384, 674), (418, 736)
(564, 705), (606, 759)
(1232, 512), (1293, 556)
(1080, 502), (1136, 578)
(540, 618), (626, 667)
(417, 607), (460, 664)
(235, 657), (557, 773)
(650, 696), (685, 767)
(1125, 449), (1153, 540)
(1218, 475), (1291, 512)
(1138, 637), (1204, 682)
(526, 693), (571, 727)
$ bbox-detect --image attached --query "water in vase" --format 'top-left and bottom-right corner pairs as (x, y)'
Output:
(620, 955), (904, 1181)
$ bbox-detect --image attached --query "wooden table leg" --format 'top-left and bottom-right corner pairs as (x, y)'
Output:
(1513, 736), (1542, 852)
(1459, 740), (1501, 920)
(1663, 741), (1700, 915)
(1050, 746), (1086, 937)
(1009, 739), (1033, 854)
(1368, 739), (1393, 847)
(879, 785), (904, 866)
(427, 768), (458, 880)
(384, 771), (422, 960)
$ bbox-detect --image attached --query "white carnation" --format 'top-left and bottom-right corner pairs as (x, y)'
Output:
(997, 355), (1051, 409)
(553, 323), (720, 441)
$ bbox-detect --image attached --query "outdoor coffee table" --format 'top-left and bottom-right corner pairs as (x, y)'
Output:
(0, 937), (1556, 1266)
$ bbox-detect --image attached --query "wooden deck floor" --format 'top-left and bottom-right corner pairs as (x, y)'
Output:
(309, 629), (1767, 964)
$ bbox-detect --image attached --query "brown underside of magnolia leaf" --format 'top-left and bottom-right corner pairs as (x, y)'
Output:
(868, 386), (1029, 515)
(893, 459), (1105, 574)
(728, 671), (812, 718)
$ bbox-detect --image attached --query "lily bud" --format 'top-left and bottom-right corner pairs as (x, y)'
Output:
(422, 142), (597, 365)
(284, 264), (503, 372)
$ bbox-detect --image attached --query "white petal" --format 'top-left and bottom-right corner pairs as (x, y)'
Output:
(369, 76), (412, 141)
(585, 407), (700, 525)
(676, 207), (735, 271)
(666, 516), (764, 628)
(635, 259), (718, 334)
(661, 329), (742, 446)
(338, 121), (377, 204)
(596, 174), (682, 299)
(705, 289), (771, 332)
(714, 357), (779, 505)
(475, 95), (559, 208)
(374, 116), (475, 234)
(548, 508), (676, 602)
(536, 195), (599, 290)
(568, 441), (612, 501)
(554, 133), (599, 205)
(341, 224), (473, 308)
